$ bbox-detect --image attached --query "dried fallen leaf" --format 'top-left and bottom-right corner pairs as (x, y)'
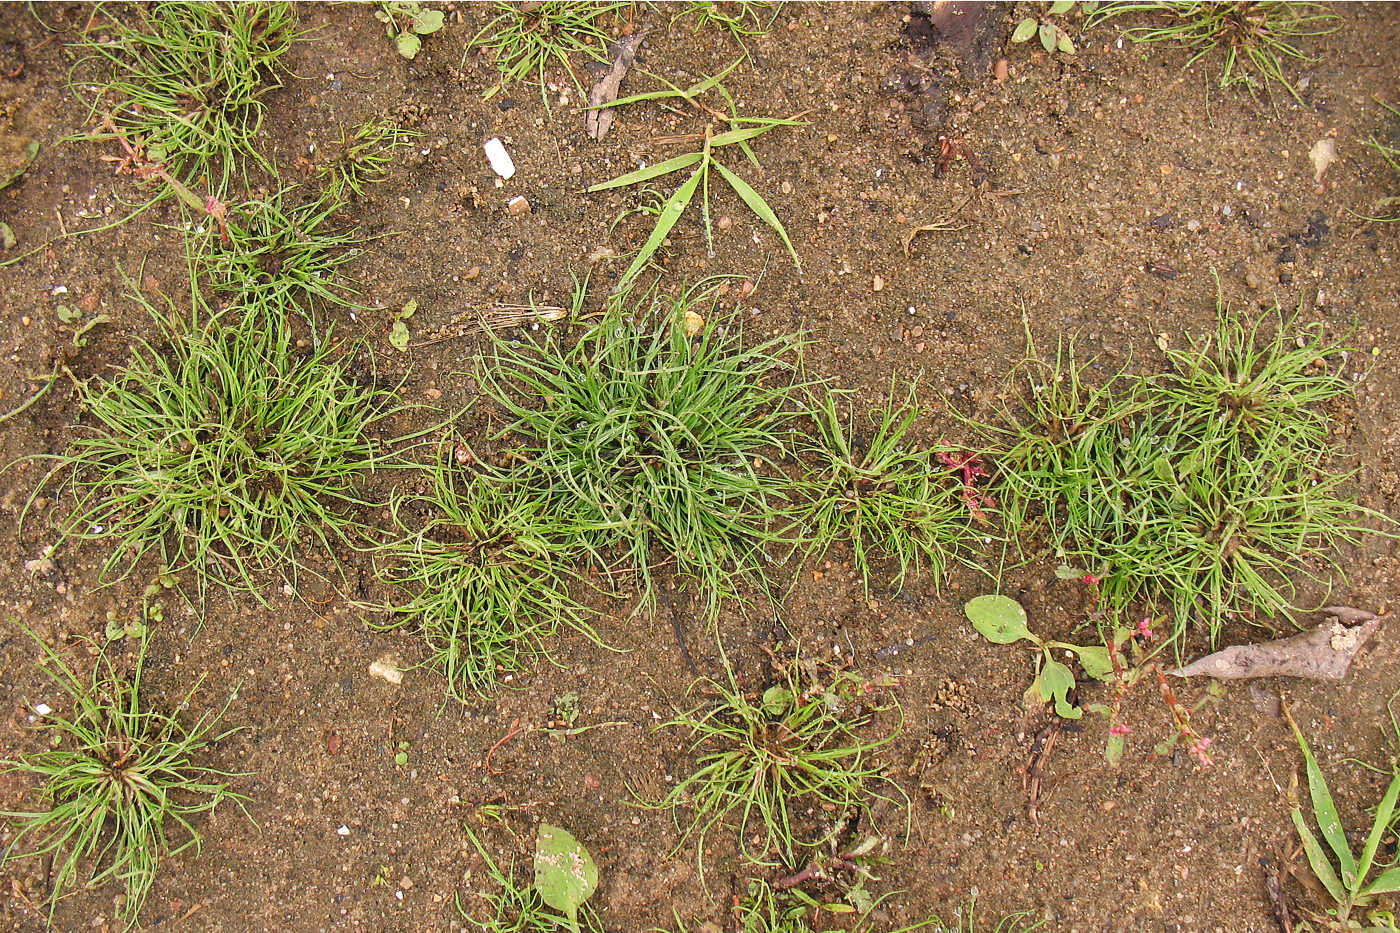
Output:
(586, 33), (644, 141)
(1172, 607), (1381, 681)
(1309, 137), (1338, 184)
(369, 656), (404, 685)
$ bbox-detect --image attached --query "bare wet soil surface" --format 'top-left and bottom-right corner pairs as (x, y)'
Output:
(2, 3), (1400, 931)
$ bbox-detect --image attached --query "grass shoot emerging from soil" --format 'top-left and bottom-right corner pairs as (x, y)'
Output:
(374, 445), (601, 700)
(652, 652), (904, 871)
(29, 283), (398, 602)
(1089, 1), (1337, 101)
(73, 1), (302, 195)
(480, 280), (804, 621)
(199, 188), (369, 320)
(795, 381), (980, 599)
(980, 300), (1381, 643)
(0, 624), (248, 928)
(468, 1), (622, 107)
(314, 117), (421, 201)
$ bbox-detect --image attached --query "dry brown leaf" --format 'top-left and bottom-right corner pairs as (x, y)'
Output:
(586, 33), (644, 141)
(1172, 607), (1381, 681)
(1309, 137), (1338, 184)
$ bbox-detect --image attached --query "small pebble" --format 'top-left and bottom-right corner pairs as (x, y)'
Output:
(463, 265), (481, 280)
(1186, 219), (1201, 232)
(337, 825), (350, 836)
(872, 274), (884, 292)
(507, 195), (531, 216)
(717, 215), (733, 231)
(1244, 271), (1261, 289)
(780, 180), (792, 194)
(484, 137), (515, 179)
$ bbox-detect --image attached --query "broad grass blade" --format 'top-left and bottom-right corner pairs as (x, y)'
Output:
(712, 160), (800, 268)
(616, 165), (702, 290)
(586, 152), (703, 192)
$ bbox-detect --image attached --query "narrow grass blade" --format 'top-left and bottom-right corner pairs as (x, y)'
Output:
(1288, 716), (1358, 885)
(592, 58), (743, 109)
(1356, 772), (1400, 884)
(586, 152), (703, 192)
(1291, 809), (1348, 904)
(1362, 865), (1400, 897)
(616, 165), (702, 289)
(712, 160), (800, 268)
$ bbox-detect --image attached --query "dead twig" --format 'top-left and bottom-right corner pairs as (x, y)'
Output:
(903, 194), (973, 256)
(484, 718), (525, 775)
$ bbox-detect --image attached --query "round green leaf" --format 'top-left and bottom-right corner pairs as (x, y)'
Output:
(1070, 644), (1113, 680)
(412, 9), (444, 34)
(395, 31), (422, 59)
(762, 685), (795, 715)
(1057, 30), (1076, 55)
(1039, 23), (1057, 53)
(1011, 17), (1038, 43)
(1049, 0), (1074, 14)
(965, 595), (1033, 644)
(534, 824), (597, 926)
(389, 319), (410, 351)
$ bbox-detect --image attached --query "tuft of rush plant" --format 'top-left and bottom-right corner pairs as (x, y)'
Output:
(480, 279), (804, 621)
(650, 652), (905, 871)
(671, 2), (782, 59)
(978, 301), (1385, 643)
(467, 1), (622, 106)
(315, 117), (421, 201)
(1367, 100), (1400, 221)
(1285, 703), (1400, 927)
(197, 189), (370, 320)
(585, 64), (804, 292)
(457, 822), (605, 933)
(1087, 2), (1338, 102)
(72, 1), (303, 195)
(0, 623), (248, 928)
(795, 381), (980, 599)
(373, 443), (601, 700)
(25, 278), (400, 602)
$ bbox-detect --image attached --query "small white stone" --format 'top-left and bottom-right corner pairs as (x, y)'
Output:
(336, 825), (350, 836)
(34, 703), (51, 716)
(484, 137), (516, 180)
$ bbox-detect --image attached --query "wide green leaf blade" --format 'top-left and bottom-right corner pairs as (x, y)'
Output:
(1361, 865), (1400, 896)
(1011, 18), (1037, 43)
(964, 595), (1032, 644)
(1291, 808), (1347, 904)
(1288, 717), (1358, 885)
(534, 824), (598, 929)
(586, 152), (704, 192)
(709, 123), (792, 148)
(1069, 644), (1113, 681)
(615, 164), (703, 290)
(1356, 772), (1400, 883)
(711, 160), (800, 268)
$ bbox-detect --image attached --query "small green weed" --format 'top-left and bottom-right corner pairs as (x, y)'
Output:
(672, 2), (782, 58)
(651, 652), (904, 870)
(375, 1), (445, 59)
(977, 301), (1382, 642)
(480, 279), (804, 620)
(458, 822), (604, 933)
(468, 2), (622, 106)
(373, 443), (599, 699)
(965, 594), (1113, 719)
(1011, 1), (1094, 56)
(795, 382), (979, 599)
(199, 189), (369, 320)
(1088, 2), (1337, 101)
(586, 64), (804, 291)
(1367, 100), (1400, 221)
(1285, 703), (1400, 927)
(27, 280), (399, 601)
(0, 623), (248, 928)
(315, 118), (421, 200)
(73, 1), (303, 194)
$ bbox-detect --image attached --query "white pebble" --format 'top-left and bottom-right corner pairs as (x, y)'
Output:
(484, 137), (516, 180)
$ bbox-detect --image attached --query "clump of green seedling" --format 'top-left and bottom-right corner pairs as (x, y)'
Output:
(1011, 1), (1095, 56)
(73, 1), (303, 194)
(479, 278), (805, 620)
(373, 443), (601, 699)
(586, 62), (804, 292)
(316, 118), (421, 200)
(26, 275), (400, 602)
(1087, 2), (1337, 101)
(975, 299), (1384, 643)
(376, 2), (445, 59)
(652, 651), (905, 871)
(795, 381), (982, 598)
(468, 2), (622, 106)
(0, 623), (248, 928)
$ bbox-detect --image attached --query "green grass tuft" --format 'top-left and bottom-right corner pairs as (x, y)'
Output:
(314, 117), (421, 201)
(373, 443), (601, 700)
(651, 652), (905, 870)
(479, 280), (804, 620)
(1, 623), (248, 928)
(73, 1), (303, 194)
(795, 381), (981, 598)
(1088, 2), (1338, 101)
(28, 280), (400, 602)
(979, 300), (1386, 642)
(467, 1), (622, 106)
